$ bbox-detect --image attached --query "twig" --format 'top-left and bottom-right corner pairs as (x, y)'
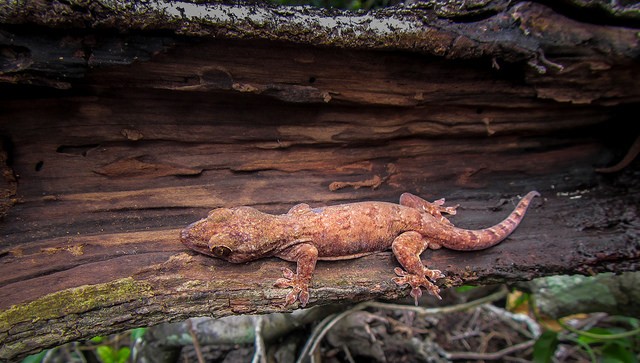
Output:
(479, 330), (512, 355)
(42, 347), (57, 363)
(252, 316), (267, 363)
(364, 286), (509, 316)
(561, 335), (597, 363)
(186, 319), (205, 363)
(504, 356), (535, 363)
(71, 342), (87, 363)
(341, 344), (355, 363)
(559, 318), (640, 340)
(566, 312), (607, 331)
(482, 304), (541, 339)
(296, 287), (509, 363)
(444, 340), (535, 360)
(449, 329), (481, 341)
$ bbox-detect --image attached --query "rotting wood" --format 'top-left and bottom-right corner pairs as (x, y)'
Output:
(0, 139), (17, 218)
(2, 1), (640, 104)
(1, 0), (639, 360)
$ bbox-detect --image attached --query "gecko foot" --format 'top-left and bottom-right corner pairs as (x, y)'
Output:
(432, 198), (458, 216)
(392, 267), (444, 305)
(400, 193), (458, 226)
(274, 267), (310, 307)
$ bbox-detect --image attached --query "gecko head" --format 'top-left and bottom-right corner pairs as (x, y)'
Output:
(180, 207), (276, 263)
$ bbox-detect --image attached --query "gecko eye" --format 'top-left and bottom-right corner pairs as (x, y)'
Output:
(211, 245), (232, 258)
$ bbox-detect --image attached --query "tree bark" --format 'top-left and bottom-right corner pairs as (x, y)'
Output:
(1, 0), (639, 360)
(522, 272), (640, 319)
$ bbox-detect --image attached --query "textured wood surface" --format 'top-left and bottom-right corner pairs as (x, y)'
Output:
(1, 0), (640, 360)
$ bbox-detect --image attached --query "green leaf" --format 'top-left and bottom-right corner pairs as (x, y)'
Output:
(455, 285), (477, 293)
(90, 336), (105, 344)
(601, 342), (636, 363)
(509, 291), (531, 310)
(578, 327), (613, 344)
(21, 350), (47, 363)
(95, 345), (131, 363)
(96, 346), (116, 363)
(349, 0), (362, 10)
(116, 347), (131, 363)
(533, 331), (559, 363)
(130, 327), (147, 341)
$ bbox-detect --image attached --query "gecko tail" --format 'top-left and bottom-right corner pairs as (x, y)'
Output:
(442, 191), (540, 251)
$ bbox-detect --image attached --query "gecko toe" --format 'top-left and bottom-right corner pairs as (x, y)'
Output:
(284, 290), (299, 307)
(274, 269), (310, 307)
(280, 285), (309, 307)
(432, 289), (442, 300)
(281, 267), (295, 279)
(274, 278), (291, 288)
(299, 290), (309, 307)
(392, 276), (407, 286)
(394, 267), (408, 277)
(426, 268), (445, 280)
(444, 204), (458, 215)
(392, 269), (443, 304)
(410, 287), (422, 306)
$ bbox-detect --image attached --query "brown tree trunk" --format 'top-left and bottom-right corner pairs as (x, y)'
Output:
(1, 0), (639, 360)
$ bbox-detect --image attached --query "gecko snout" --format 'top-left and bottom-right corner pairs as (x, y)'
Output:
(180, 224), (212, 257)
(179, 228), (194, 248)
(180, 228), (190, 242)
(180, 221), (202, 246)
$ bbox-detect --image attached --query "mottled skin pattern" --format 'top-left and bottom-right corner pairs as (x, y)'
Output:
(181, 191), (540, 307)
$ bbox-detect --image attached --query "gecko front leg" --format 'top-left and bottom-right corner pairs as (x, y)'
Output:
(274, 243), (318, 307)
(391, 231), (445, 305)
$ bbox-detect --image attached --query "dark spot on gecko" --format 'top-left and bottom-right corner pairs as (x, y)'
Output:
(34, 161), (43, 171)
(486, 229), (500, 238)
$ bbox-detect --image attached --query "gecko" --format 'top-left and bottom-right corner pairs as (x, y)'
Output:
(181, 191), (540, 307)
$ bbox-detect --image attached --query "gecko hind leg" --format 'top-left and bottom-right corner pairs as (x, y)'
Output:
(391, 231), (445, 305)
(399, 193), (458, 226)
